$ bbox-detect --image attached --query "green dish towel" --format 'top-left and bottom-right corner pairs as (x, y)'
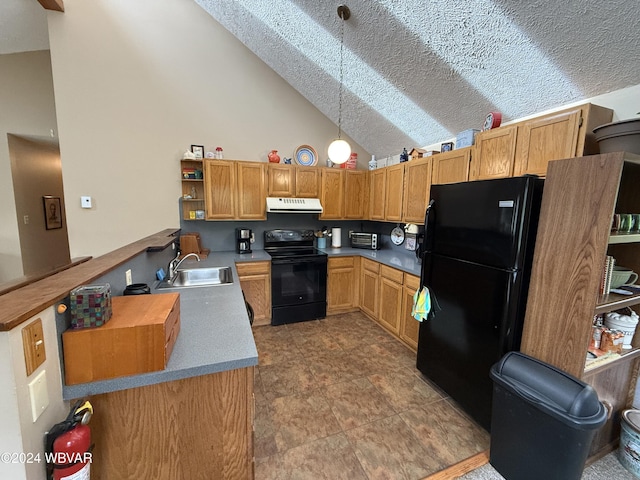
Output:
(412, 286), (431, 322)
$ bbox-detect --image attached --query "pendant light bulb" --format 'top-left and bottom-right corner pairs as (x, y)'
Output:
(328, 139), (351, 164)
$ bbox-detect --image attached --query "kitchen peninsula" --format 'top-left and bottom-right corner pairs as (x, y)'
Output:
(0, 229), (258, 480)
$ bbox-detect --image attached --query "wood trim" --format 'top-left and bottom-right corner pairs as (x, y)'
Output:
(423, 450), (489, 479)
(0, 229), (179, 331)
(37, 0), (64, 12)
(0, 256), (91, 296)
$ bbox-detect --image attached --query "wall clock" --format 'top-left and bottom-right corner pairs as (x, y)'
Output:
(391, 226), (405, 245)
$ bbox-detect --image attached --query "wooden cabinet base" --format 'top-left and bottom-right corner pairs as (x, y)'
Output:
(86, 367), (254, 480)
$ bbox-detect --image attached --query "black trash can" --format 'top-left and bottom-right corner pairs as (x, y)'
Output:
(489, 352), (607, 480)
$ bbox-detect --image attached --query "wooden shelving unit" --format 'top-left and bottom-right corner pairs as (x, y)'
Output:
(520, 151), (640, 457)
(180, 159), (205, 220)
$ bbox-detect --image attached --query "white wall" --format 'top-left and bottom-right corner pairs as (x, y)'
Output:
(0, 51), (59, 282)
(46, 0), (368, 259)
(0, 307), (68, 480)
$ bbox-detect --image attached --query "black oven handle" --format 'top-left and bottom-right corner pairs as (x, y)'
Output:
(271, 257), (327, 265)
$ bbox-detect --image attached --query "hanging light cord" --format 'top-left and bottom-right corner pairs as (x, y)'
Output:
(337, 13), (345, 140)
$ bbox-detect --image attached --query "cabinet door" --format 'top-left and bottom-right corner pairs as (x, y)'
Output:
(327, 257), (359, 314)
(378, 271), (403, 335)
(399, 274), (420, 351)
(344, 170), (368, 219)
(319, 169), (344, 219)
(236, 261), (271, 326)
(204, 160), (236, 220)
(514, 108), (581, 177)
(237, 162), (266, 220)
(369, 169), (386, 220)
(470, 125), (518, 180)
(360, 259), (380, 319)
(402, 158), (432, 224)
(385, 164), (405, 222)
(432, 148), (471, 185)
(295, 168), (320, 198)
(267, 164), (294, 197)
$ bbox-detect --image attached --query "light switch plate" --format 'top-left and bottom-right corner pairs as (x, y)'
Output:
(28, 370), (49, 422)
(81, 196), (92, 209)
(22, 318), (46, 376)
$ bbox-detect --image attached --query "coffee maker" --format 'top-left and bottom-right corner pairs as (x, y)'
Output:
(236, 228), (252, 254)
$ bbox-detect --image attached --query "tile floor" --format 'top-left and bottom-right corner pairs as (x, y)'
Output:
(252, 311), (489, 480)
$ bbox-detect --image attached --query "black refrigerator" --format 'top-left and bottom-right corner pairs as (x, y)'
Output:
(416, 176), (544, 431)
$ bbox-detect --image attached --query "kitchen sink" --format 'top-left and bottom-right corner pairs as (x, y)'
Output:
(156, 266), (234, 289)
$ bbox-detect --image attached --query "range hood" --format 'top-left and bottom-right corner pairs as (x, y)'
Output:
(266, 197), (323, 214)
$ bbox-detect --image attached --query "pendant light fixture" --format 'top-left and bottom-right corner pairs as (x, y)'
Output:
(328, 4), (351, 165)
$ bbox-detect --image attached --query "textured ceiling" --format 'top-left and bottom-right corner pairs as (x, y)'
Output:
(195, 0), (640, 158)
(2, 1), (639, 158)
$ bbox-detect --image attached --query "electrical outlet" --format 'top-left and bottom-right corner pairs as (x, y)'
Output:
(125, 269), (132, 286)
(23, 215), (29, 225)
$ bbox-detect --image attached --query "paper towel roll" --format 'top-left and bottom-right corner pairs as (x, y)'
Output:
(331, 228), (341, 248)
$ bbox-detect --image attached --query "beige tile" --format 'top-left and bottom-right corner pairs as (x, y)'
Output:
(323, 377), (395, 430)
(368, 366), (443, 412)
(400, 399), (490, 469)
(292, 332), (344, 356)
(256, 336), (304, 366)
(344, 414), (440, 479)
(305, 350), (361, 386)
(270, 391), (342, 452)
(255, 433), (367, 480)
(259, 360), (317, 400)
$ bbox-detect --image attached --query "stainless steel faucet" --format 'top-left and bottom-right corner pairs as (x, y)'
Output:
(168, 252), (200, 279)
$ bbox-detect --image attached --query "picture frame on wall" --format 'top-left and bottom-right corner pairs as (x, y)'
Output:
(43, 196), (63, 230)
(191, 145), (205, 159)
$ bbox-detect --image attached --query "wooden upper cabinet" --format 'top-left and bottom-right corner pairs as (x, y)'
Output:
(432, 148), (471, 185)
(514, 108), (582, 176)
(236, 161), (266, 219)
(369, 169), (386, 220)
(295, 168), (320, 198)
(206, 160), (265, 220)
(385, 164), (405, 222)
(513, 103), (613, 177)
(267, 164), (294, 197)
(344, 170), (368, 219)
(403, 158), (432, 224)
(320, 169), (344, 219)
(470, 125), (518, 180)
(204, 160), (236, 220)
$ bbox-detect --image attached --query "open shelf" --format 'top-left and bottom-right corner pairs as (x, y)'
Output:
(595, 291), (640, 315)
(584, 347), (640, 375)
(609, 233), (640, 245)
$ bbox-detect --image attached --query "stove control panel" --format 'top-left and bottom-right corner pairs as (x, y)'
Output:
(265, 229), (315, 243)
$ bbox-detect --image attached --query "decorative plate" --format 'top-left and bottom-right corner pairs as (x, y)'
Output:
(294, 145), (318, 167)
(391, 226), (405, 245)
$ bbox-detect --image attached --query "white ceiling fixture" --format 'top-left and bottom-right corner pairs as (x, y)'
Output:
(328, 4), (352, 165)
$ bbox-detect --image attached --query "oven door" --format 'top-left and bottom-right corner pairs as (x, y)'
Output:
(271, 256), (327, 325)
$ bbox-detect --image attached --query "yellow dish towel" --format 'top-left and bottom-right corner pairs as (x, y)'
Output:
(412, 286), (431, 322)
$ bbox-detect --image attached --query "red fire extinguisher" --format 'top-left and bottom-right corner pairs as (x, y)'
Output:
(45, 400), (93, 480)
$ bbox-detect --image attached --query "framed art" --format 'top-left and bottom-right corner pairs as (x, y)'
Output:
(43, 196), (63, 230)
(191, 145), (205, 159)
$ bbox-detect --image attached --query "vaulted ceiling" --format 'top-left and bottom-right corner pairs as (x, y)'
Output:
(4, 0), (640, 158)
(195, 0), (640, 157)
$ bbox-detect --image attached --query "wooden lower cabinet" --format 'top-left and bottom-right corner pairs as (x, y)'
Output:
(236, 261), (271, 326)
(360, 258), (380, 319)
(378, 265), (403, 335)
(327, 256), (360, 314)
(399, 273), (421, 351)
(87, 367), (255, 480)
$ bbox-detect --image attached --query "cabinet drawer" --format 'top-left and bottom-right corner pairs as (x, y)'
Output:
(236, 261), (270, 276)
(362, 258), (380, 274)
(329, 256), (355, 269)
(380, 265), (404, 283)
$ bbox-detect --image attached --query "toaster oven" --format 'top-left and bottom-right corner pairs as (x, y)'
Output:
(350, 232), (380, 250)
